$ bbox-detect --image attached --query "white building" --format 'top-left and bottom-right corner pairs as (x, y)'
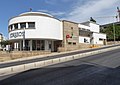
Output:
(8, 12), (63, 51)
(8, 11), (106, 52)
(79, 21), (106, 45)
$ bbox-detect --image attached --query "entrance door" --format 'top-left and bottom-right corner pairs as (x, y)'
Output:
(54, 41), (62, 52)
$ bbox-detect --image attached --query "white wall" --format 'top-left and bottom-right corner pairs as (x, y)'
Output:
(9, 15), (63, 40)
(92, 33), (106, 44)
(89, 23), (100, 33)
(79, 36), (90, 44)
(78, 24), (90, 30)
(78, 22), (100, 33)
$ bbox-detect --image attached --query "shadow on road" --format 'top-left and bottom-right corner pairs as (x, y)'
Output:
(0, 63), (120, 85)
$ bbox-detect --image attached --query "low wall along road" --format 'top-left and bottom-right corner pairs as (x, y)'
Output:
(0, 51), (51, 62)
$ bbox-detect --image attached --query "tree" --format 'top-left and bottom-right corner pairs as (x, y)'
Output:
(100, 24), (120, 41)
(0, 40), (10, 48)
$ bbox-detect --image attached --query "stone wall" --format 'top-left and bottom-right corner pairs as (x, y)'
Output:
(62, 20), (79, 51)
(0, 51), (51, 61)
(79, 43), (91, 49)
(107, 41), (120, 45)
(79, 43), (103, 49)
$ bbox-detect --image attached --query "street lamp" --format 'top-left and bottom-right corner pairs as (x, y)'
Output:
(23, 27), (25, 50)
(113, 22), (116, 44)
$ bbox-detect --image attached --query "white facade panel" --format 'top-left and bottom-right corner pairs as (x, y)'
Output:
(89, 23), (100, 33)
(79, 22), (100, 33)
(9, 16), (63, 40)
(78, 24), (90, 30)
(92, 33), (106, 44)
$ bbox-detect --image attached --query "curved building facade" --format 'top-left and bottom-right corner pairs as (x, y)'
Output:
(8, 12), (63, 51)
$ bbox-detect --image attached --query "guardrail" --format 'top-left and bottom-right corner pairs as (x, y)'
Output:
(0, 45), (120, 76)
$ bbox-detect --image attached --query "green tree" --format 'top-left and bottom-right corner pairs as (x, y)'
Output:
(0, 40), (10, 47)
(101, 24), (120, 41)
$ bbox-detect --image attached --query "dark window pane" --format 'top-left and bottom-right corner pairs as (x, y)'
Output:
(28, 22), (35, 28)
(68, 42), (72, 44)
(14, 24), (18, 29)
(20, 23), (26, 29)
(73, 42), (76, 45)
(99, 38), (103, 41)
(8, 25), (13, 31)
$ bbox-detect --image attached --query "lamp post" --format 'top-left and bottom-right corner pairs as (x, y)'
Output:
(113, 22), (116, 44)
(23, 27), (25, 51)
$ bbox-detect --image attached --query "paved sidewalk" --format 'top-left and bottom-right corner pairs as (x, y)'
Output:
(0, 44), (120, 69)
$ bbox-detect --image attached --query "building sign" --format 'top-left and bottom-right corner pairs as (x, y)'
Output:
(10, 31), (25, 39)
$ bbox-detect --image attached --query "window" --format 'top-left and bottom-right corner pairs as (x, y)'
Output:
(49, 44), (51, 49)
(20, 23), (26, 29)
(79, 30), (91, 37)
(99, 38), (103, 41)
(14, 24), (18, 29)
(73, 42), (76, 45)
(8, 25), (13, 31)
(68, 42), (72, 45)
(41, 40), (45, 50)
(28, 22), (35, 28)
(84, 38), (88, 43)
(71, 27), (73, 30)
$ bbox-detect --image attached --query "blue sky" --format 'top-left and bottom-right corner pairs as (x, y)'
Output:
(0, 0), (120, 38)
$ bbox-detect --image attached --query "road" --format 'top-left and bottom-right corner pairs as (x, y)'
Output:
(0, 44), (120, 68)
(1, 48), (120, 85)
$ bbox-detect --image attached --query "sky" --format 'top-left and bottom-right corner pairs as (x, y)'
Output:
(0, 0), (120, 38)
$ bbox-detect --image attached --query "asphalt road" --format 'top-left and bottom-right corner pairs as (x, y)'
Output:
(0, 44), (120, 68)
(1, 48), (120, 85)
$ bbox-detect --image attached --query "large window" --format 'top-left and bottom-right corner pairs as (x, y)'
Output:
(14, 24), (18, 30)
(32, 40), (45, 50)
(28, 22), (35, 28)
(9, 22), (35, 31)
(20, 23), (26, 29)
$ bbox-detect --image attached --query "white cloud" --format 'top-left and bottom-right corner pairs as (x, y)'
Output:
(51, 12), (65, 16)
(44, 0), (57, 5)
(64, 0), (120, 24)
(44, 0), (75, 5)
(38, 10), (65, 16)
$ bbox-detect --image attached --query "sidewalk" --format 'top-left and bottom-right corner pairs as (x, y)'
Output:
(0, 44), (120, 77)
(0, 44), (120, 68)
